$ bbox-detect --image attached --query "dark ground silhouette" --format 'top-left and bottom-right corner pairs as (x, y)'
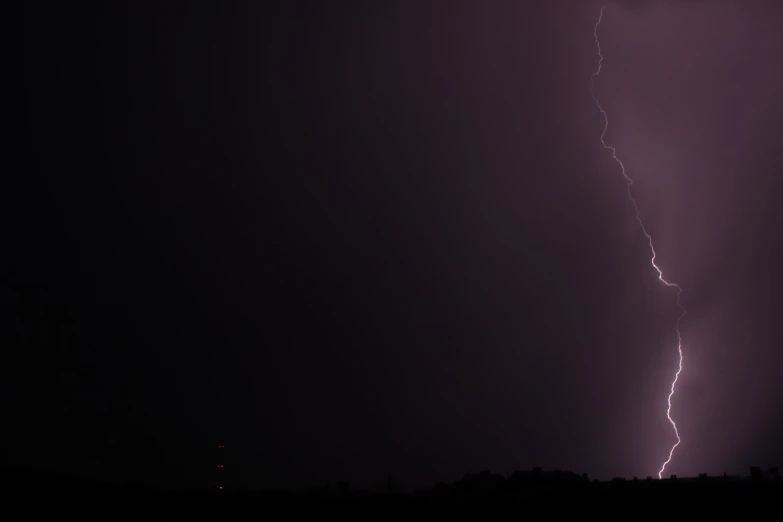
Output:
(4, 466), (781, 513)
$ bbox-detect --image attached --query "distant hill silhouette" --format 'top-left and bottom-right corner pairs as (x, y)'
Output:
(3, 466), (781, 513)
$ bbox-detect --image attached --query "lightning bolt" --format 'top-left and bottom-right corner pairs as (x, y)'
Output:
(589, 4), (688, 480)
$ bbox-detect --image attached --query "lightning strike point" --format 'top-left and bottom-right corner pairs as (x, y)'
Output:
(589, 5), (688, 480)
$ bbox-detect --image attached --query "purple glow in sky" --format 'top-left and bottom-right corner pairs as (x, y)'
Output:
(587, 0), (783, 479)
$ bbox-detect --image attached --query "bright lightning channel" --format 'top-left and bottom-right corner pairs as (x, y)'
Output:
(589, 4), (688, 480)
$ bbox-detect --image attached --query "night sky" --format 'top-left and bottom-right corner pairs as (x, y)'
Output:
(8, 0), (783, 490)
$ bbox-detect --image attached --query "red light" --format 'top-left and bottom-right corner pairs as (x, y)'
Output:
(217, 464), (224, 468)
(218, 486), (223, 490)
